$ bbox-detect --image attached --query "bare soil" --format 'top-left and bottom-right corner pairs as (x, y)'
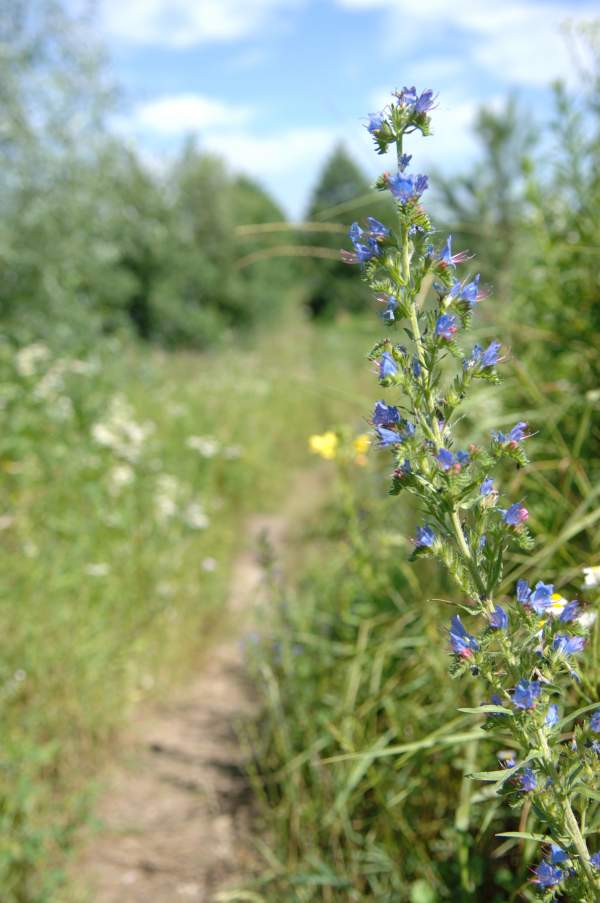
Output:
(75, 513), (287, 903)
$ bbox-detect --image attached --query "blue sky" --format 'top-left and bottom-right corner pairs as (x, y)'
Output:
(96, 0), (598, 218)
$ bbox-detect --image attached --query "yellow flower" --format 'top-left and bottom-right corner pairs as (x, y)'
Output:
(353, 433), (371, 455)
(352, 432), (371, 467)
(308, 431), (338, 460)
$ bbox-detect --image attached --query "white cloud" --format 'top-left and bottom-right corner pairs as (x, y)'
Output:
(100, 0), (302, 47)
(336, 0), (599, 87)
(133, 94), (252, 134)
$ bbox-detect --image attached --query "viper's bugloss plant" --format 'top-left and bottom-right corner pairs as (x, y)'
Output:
(343, 87), (600, 899)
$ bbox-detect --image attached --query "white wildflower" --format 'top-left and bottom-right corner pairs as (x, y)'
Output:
(223, 444), (242, 460)
(108, 464), (134, 495)
(85, 563), (110, 577)
(578, 610), (597, 630)
(15, 343), (49, 377)
(201, 557), (218, 572)
(583, 566), (600, 589)
(183, 502), (209, 530)
(154, 474), (180, 522)
(186, 435), (219, 458)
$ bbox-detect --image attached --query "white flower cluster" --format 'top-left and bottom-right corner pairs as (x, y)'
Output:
(92, 396), (154, 462)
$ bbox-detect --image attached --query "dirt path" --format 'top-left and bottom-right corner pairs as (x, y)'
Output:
(76, 512), (288, 903)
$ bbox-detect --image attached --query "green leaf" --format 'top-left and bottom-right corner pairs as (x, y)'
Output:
(458, 705), (513, 716)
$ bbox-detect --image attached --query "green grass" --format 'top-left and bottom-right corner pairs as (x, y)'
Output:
(0, 313), (380, 902)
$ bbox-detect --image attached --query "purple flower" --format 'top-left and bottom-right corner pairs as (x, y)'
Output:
(516, 579), (531, 604)
(559, 600), (579, 622)
(379, 352), (398, 379)
(366, 111), (385, 134)
(437, 448), (455, 470)
(590, 709), (600, 733)
(376, 426), (402, 447)
(489, 605), (508, 630)
(591, 852), (600, 869)
(533, 861), (563, 888)
(545, 704), (559, 728)
(449, 614), (479, 659)
(411, 356), (421, 377)
(530, 581), (553, 614)
(415, 525), (435, 548)
(517, 767), (537, 791)
(439, 235), (470, 267)
(553, 634), (586, 656)
(512, 678), (542, 710)
(435, 313), (458, 340)
(372, 400), (400, 426)
(387, 172), (428, 202)
(480, 478), (495, 496)
(502, 503), (529, 526)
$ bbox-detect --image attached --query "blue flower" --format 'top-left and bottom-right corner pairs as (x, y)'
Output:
(400, 421), (416, 440)
(516, 579), (531, 604)
(502, 502), (529, 526)
(550, 845), (568, 865)
(366, 111), (385, 134)
(533, 861), (563, 888)
(395, 86), (434, 111)
(559, 600), (579, 622)
(461, 274), (484, 306)
(372, 400), (400, 426)
(415, 88), (435, 112)
(481, 340), (502, 368)
(449, 614), (480, 658)
(517, 767), (537, 791)
(415, 525), (436, 548)
(366, 217), (390, 239)
(512, 678), (542, 710)
(376, 426), (402, 447)
(456, 450), (470, 465)
(591, 852), (600, 869)
(411, 356), (421, 377)
(553, 634), (586, 656)
(437, 448), (455, 470)
(435, 313), (458, 340)
(489, 605), (508, 630)
(530, 581), (554, 614)
(493, 421), (529, 444)
(398, 153), (412, 171)
(545, 704), (559, 728)
(379, 352), (398, 379)
(438, 235), (470, 267)
(396, 86), (418, 107)
(590, 709), (600, 733)
(463, 343), (482, 371)
(480, 478), (495, 496)
(509, 421), (528, 441)
(387, 172), (428, 202)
